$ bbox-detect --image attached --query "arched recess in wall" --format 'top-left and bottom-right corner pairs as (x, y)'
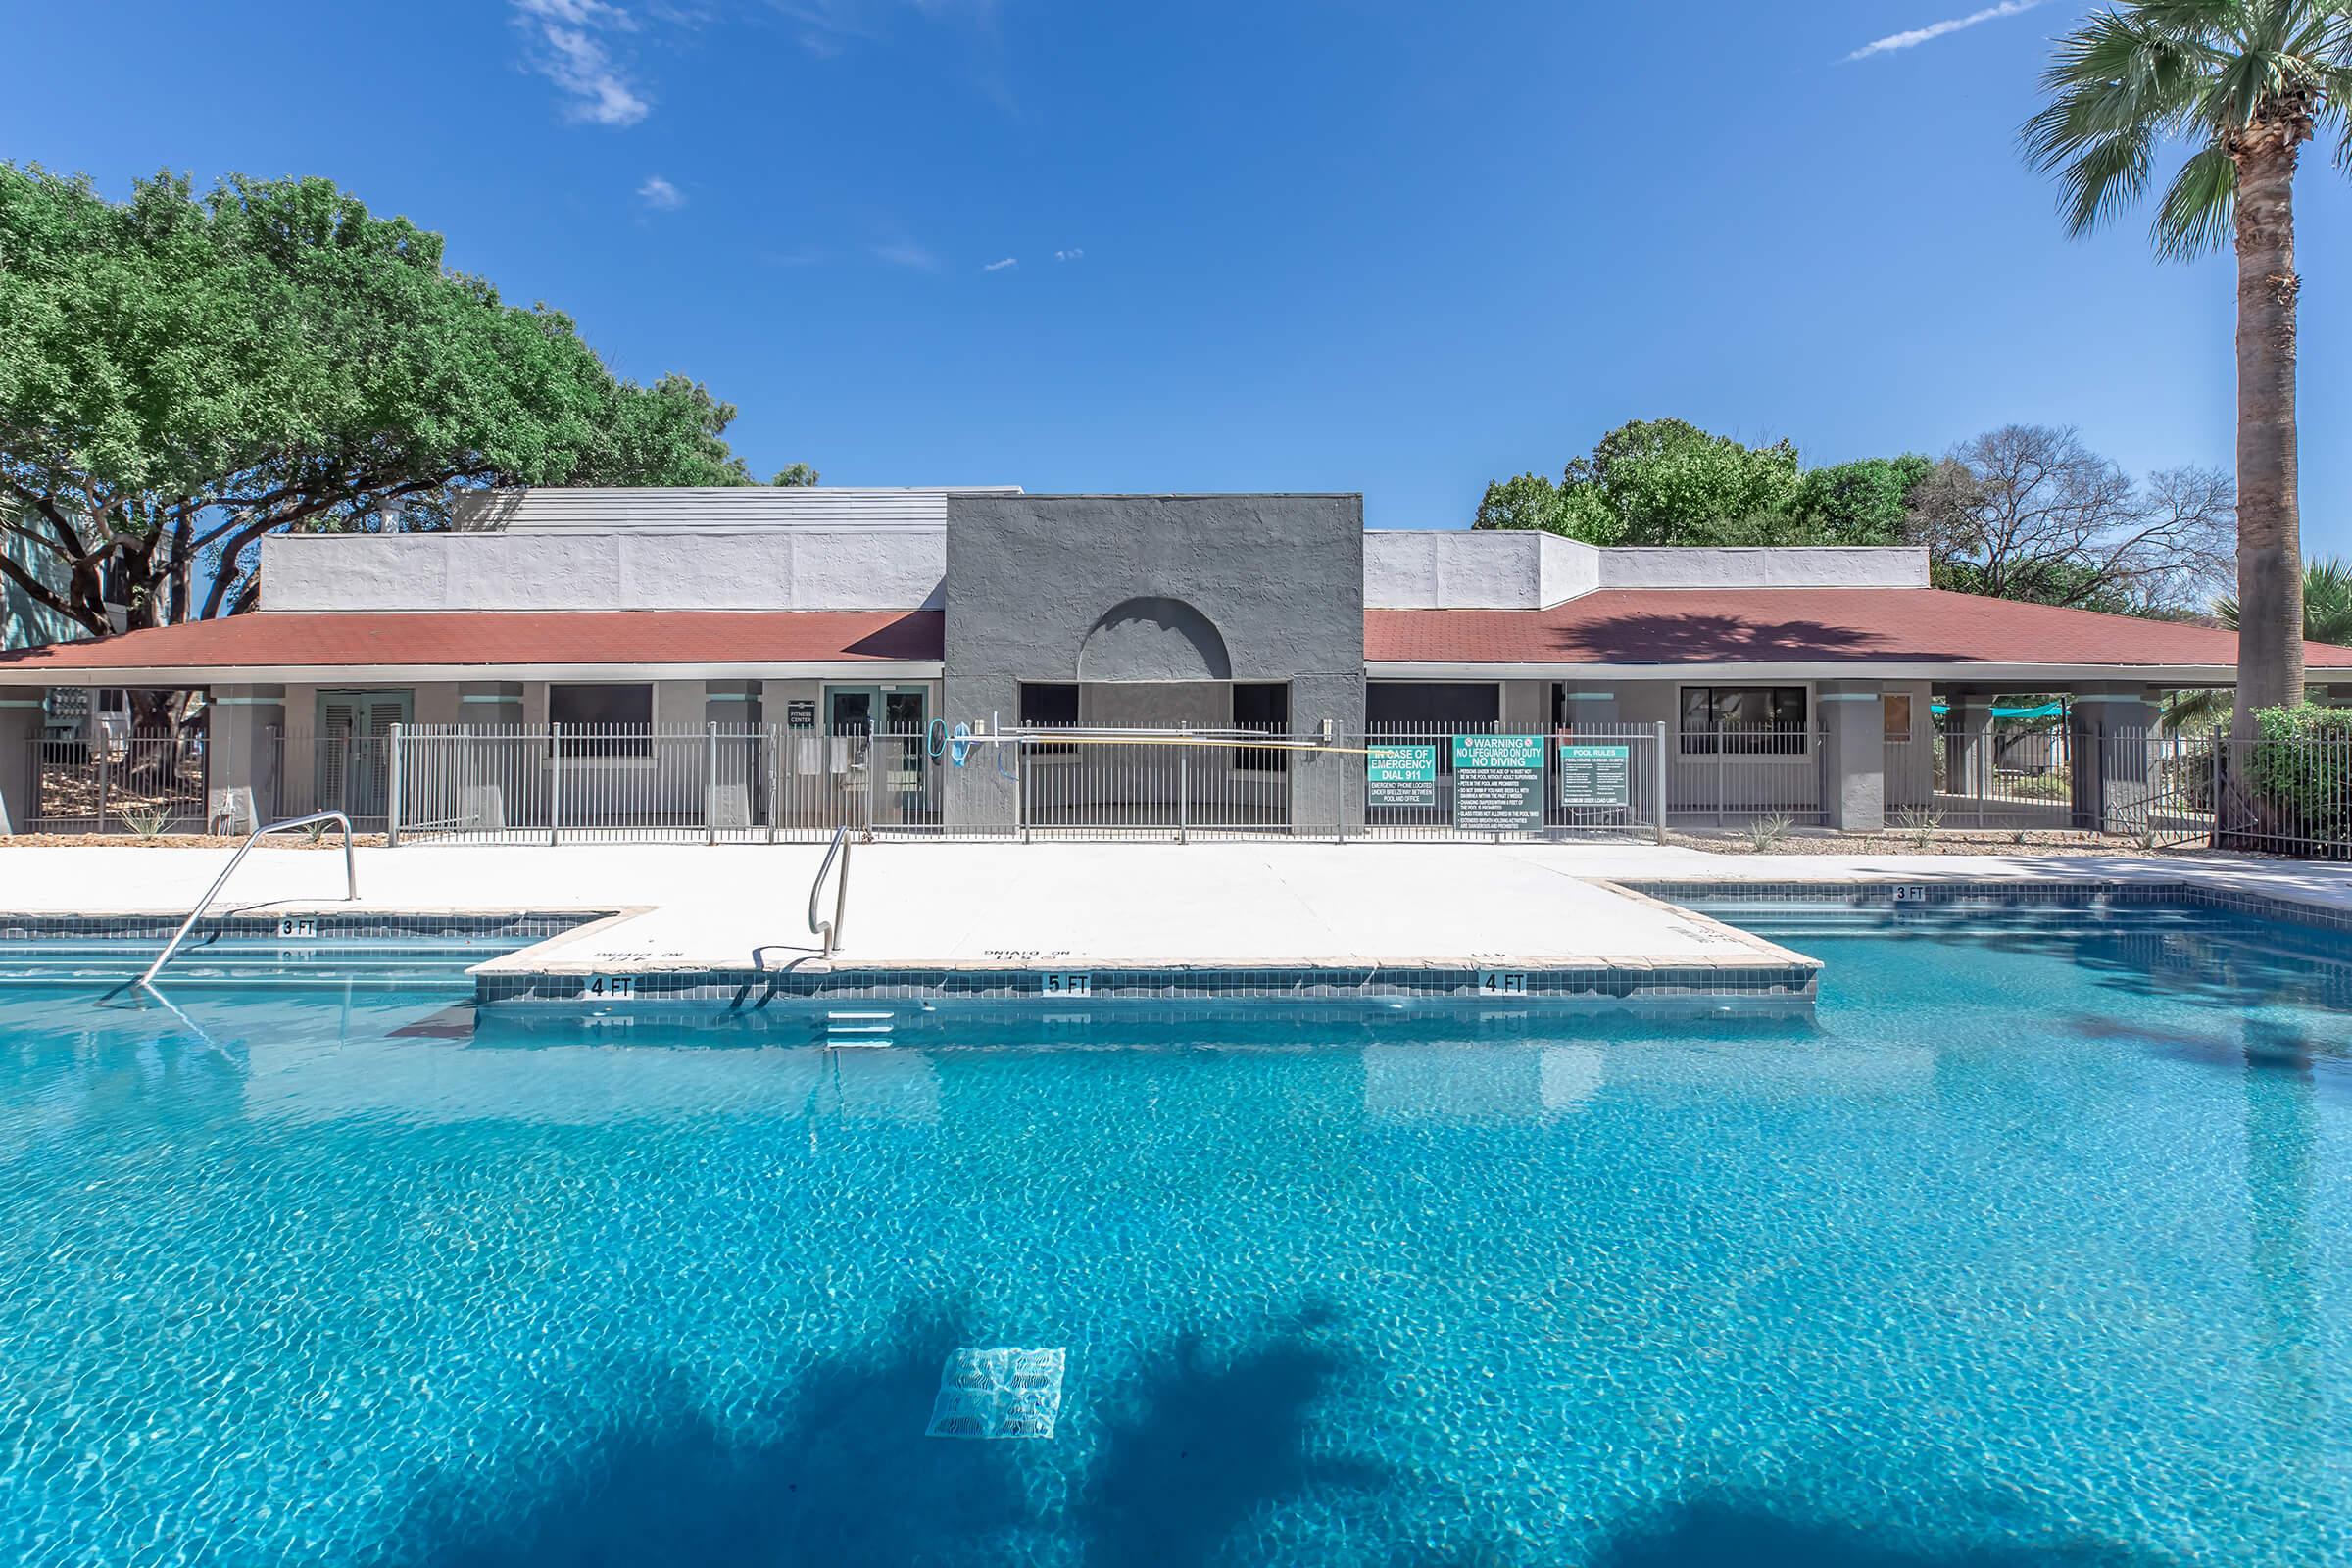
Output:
(1077, 597), (1233, 682)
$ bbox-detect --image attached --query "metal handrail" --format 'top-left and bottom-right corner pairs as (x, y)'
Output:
(138, 811), (359, 988)
(808, 822), (852, 958)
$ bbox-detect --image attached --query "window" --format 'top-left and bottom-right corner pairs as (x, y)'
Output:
(1020, 682), (1080, 755)
(1681, 686), (1808, 754)
(550, 683), (653, 759)
(1884, 693), (1914, 742)
(1232, 682), (1290, 773)
(1365, 681), (1501, 733)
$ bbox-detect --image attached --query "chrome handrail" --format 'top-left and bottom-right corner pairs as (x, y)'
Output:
(138, 811), (359, 988)
(808, 822), (852, 958)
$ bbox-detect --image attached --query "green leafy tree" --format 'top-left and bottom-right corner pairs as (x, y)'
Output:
(1473, 419), (1799, 547)
(2024, 1), (2352, 739)
(1786, 455), (1934, 544)
(0, 165), (752, 639)
(1567, 418), (1799, 546)
(770, 463), (820, 486)
(1472, 472), (1566, 532)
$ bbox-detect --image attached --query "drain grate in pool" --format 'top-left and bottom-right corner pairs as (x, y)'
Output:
(925, 1348), (1066, 1439)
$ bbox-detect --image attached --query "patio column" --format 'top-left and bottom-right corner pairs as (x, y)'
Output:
(0, 694), (42, 836)
(1817, 680), (1886, 833)
(207, 686), (284, 834)
(2067, 686), (2162, 831)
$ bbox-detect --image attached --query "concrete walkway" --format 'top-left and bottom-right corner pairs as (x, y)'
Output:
(2, 841), (2346, 974)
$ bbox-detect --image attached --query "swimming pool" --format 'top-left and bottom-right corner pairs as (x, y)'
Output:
(1, 898), (2346, 1565)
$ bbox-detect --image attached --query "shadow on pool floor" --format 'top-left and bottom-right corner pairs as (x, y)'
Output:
(369, 1307), (2180, 1568)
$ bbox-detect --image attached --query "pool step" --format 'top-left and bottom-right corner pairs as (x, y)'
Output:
(822, 1009), (898, 1046)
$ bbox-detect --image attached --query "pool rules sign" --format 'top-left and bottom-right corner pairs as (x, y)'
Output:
(1449, 734), (1544, 832)
(1556, 743), (1631, 808)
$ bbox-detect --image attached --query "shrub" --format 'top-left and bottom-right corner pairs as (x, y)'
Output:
(2245, 704), (2352, 853)
(1893, 806), (1942, 849)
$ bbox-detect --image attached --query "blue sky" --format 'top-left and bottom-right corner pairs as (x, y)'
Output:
(6, 1), (2349, 550)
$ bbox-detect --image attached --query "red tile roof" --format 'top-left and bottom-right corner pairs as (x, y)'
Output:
(3, 591), (2344, 680)
(1367, 588), (2352, 670)
(0, 610), (945, 672)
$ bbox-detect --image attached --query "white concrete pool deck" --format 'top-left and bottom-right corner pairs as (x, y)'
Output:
(4, 841), (2349, 975)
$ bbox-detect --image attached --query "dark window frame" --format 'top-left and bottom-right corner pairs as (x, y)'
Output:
(549, 682), (655, 760)
(1231, 681), (1290, 773)
(1019, 682), (1081, 756)
(1679, 686), (1810, 755)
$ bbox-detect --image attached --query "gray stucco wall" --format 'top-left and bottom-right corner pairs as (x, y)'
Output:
(943, 495), (1366, 831)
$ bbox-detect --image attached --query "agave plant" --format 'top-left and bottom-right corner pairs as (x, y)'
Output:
(2025, 2), (2352, 740)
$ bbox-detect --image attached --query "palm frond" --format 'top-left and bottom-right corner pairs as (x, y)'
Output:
(2152, 142), (2238, 256)
(2160, 685), (2230, 733)
(2025, 0), (2352, 250)
(2023, 6), (2215, 235)
(2302, 557), (2352, 646)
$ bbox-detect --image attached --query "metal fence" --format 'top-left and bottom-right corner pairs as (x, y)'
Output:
(1015, 723), (1307, 839)
(384, 724), (944, 845)
(1667, 727), (1826, 826)
(1926, 721), (2081, 828)
(368, 722), (1679, 844)
(27, 734), (209, 833)
(30, 718), (2352, 857)
(2204, 728), (2352, 858)
(270, 730), (397, 833)
(1354, 723), (1666, 841)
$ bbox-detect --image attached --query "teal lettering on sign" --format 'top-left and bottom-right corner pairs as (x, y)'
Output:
(1367, 744), (1437, 808)
(1450, 734), (1544, 770)
(1557, 743), (1631, 807)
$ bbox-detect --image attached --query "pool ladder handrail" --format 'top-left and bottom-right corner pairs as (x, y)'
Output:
(138, 811), (359, 989)
(808, 823), (852, 958)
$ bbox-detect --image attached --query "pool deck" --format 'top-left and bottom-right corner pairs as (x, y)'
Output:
(6, 841), (2351, 1004)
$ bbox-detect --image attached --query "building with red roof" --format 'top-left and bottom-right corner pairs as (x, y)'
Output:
(1, 489), (2340, 837)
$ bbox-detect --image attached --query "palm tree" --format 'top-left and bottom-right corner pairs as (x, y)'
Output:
(2163, 556), (2352, 727)
(2024, 2), (2352, 741)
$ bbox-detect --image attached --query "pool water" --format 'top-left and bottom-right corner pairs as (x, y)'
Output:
(2, 902), (2348, 1566)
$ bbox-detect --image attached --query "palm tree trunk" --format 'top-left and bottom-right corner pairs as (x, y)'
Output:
(2230, 118), (2309, 741)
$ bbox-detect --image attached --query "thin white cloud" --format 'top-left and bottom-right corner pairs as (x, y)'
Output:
(982, 256), (1018, 271)
(513, 0), (651, 125)
(775, 0), (996, 56)
(1054, 247), (1083, 263)
(637, 174), (686, 210)
(872, 240), (943, 270)
(1845, 0), (2049, 61)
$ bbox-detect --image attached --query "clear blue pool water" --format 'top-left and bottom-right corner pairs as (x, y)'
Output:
(1, 900), (2348, 1566)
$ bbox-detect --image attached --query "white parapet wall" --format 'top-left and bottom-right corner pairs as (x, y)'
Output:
(1363, 530), (1601, 609)
(262, 529), (948, 612)
(1594, 546), (1931, 589)
(453, 486), (1021, 531)
(1364, 530), (1929, 608)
